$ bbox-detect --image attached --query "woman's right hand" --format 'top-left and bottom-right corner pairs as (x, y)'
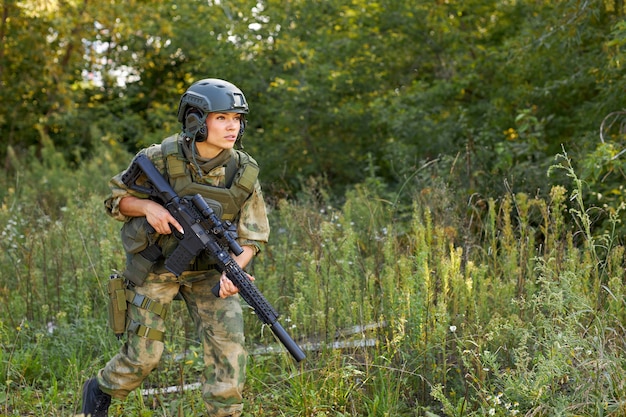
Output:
(120, 196), (184, 235)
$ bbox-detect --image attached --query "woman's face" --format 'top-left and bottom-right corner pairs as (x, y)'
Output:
(196, 112), (242, 158)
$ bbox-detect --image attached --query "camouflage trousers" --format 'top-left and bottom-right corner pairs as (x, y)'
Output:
(98, 270), (247, 417)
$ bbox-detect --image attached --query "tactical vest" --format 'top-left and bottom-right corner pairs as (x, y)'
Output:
(160, 135), (259, 221)
(121, 135), (259, 285)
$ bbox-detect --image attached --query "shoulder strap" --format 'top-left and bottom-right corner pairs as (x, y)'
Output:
(232, 150), (259, 193)
(225, 154), (239, 187)
(161, 135), (187, 178)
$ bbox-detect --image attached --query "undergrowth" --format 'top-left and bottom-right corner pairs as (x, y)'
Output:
(1, 141), (625, 416)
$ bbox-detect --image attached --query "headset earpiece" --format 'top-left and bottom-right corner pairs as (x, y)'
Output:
(184, 109), (207, 142)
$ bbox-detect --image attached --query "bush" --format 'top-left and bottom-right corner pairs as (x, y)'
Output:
(2, 147), (626, 416)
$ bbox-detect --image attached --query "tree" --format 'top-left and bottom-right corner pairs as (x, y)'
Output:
(2, 0), (626, 204)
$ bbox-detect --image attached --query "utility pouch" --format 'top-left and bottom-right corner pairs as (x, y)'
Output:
(107, 274), (128, 338)
(121, 216), (153, 254)
(120, 217), (162, 286)
(123, 253), (154, 286)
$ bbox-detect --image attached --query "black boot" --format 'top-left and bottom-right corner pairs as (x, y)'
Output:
(81, 377), (111, 417)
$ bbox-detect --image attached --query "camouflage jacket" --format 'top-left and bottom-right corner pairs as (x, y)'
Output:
(104, 134), (270, 252)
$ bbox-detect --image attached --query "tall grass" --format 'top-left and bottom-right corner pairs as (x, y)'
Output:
(1, 143), (626, 416)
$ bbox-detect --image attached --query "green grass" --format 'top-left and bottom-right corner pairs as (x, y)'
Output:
(1, 143), (626, 416)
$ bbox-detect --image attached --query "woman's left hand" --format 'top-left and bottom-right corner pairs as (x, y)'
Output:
(218, 272), (255, 298)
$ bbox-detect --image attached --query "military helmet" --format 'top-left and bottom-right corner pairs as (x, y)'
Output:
(177, 78), (248, 142)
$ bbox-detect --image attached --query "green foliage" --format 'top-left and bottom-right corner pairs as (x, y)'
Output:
(242, 149), (626, 416)
(2, 0), (625, 201)
(3, 1), (626, 415)
(2, 142), (626, 415)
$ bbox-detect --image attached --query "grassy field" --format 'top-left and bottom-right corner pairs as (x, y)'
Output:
(1, 143), (626, 416)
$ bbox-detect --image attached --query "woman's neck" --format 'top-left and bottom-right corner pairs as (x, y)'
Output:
(194, 141), (221, 159)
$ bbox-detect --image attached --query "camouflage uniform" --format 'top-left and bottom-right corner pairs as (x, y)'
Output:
(99, 136), (270, 417)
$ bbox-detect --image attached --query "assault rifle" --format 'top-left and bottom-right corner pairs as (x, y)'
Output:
(121, 153), (305, 362)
